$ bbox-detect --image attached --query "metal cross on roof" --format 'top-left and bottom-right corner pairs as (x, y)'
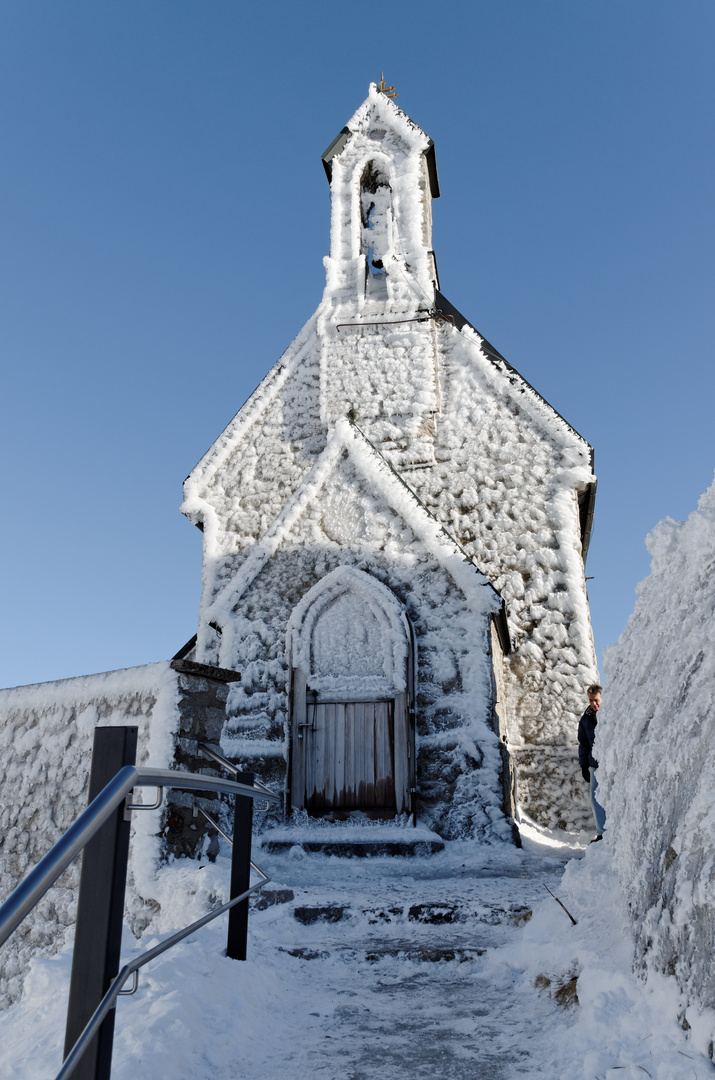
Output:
(377, 72), (398, 99)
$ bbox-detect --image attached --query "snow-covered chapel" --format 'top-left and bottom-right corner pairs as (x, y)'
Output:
(178, 83), (599, 841)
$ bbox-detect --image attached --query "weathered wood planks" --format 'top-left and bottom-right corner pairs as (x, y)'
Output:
(303, 700), (396, 811)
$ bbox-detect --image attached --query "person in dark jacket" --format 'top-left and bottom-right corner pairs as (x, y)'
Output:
(578, 683), (605, 840)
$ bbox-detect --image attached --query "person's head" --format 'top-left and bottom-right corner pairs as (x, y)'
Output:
(587, 683), (602, 712)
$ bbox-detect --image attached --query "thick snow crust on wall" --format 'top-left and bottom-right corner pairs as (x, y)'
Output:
(319, 322), (597, 752)
(207, 443), (509, 841)
(0, 663), (179, 1010)
(192, 321), (326, 569)
(598, 476), (715, 1036)
(288, 565), (410, 700)
(408, 326), (597, 828)
(321, 85), (437, 310)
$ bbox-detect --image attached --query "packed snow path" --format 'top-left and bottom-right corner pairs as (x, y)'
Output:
(245, 852), (563, 1080)
(0, 837), (572, 1079)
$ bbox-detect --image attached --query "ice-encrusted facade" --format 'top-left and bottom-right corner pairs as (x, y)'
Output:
(182, 84), (599, 835)
(0, 664), (178, 1009)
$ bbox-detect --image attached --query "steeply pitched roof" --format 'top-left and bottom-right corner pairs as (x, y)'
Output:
(204, 418), (504, 628)
(434, 291), (594, 466)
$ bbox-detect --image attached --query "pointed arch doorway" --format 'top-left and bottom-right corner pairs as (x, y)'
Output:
(288, 567), (415, 819)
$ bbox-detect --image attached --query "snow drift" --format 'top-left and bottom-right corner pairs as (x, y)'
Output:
(598, 474), (715, 1050)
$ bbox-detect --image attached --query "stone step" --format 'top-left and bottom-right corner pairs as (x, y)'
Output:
(261, 838), (444, 857)
(279, 943), (487, 963)
(290, 900), (532, 926)
(252, 887), (296, 910)
(249, 886), (532, 927)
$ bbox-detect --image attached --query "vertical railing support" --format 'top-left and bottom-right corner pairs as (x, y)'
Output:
(63, 726), (138, 1080)
(226, 769), (253, 961)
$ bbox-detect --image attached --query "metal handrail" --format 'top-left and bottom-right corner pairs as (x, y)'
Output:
(194, 803), (234, 845)
(198, 743), (274, 795)
(198, 741), (243, 775)
(198, 743), (275, 808)
(0, 760), (280, 1080)
(0, 766), (279, 950)
(56, 862), (270, 1080)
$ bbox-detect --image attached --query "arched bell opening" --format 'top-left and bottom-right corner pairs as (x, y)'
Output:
(359, 160), (391, 300)
(287, 567), (415, 821)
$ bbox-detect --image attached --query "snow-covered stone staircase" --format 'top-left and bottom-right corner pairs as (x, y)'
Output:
(5, 831), (714, 1078)
(264, 891), (532, 966)
(234, 844), (573, 1079)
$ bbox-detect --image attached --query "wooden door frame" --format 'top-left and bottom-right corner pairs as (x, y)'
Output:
(406, 616), (417, 823)
(289, 667), (307, 814)
(288, 620), (415, 817)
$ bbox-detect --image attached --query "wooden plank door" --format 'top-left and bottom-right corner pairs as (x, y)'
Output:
(290, 668), (413, 816)
(304, 700), (396, 812)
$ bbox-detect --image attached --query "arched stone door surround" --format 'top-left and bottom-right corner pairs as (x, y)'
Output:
(287, 566), (415, 818)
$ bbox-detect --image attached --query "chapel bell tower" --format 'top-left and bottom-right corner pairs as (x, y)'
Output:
(320, 82), (441, 309)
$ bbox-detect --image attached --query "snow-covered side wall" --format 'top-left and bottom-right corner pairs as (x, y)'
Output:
(598, 476), (715, 1034)
(409, 325), (597, 829)
(0, 664), (180, 1010)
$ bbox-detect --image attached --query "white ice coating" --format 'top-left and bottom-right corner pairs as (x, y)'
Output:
(183, 86), (599, 833)
(202, 419), (499, 666)
(287, 565), (409, 698)
(0, 664), (180, 1009)
(597, 475), (715, 1038)
(322, 84), (438, 310)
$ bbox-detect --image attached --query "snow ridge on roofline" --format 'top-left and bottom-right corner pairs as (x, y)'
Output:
(204, 417), (502, 641)
(322, 84), (435, 169)
(434, 291), (594, 466)
(182, 313), (319, 502)
(0, 661), (173, 701)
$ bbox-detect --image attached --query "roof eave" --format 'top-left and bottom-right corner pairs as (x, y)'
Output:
(321, 126), (351, 183)
(433, 291), (594, 458)
(491, 603), (512, 656)
(579, 480), (598, 565)
(425, 139), (440, 199)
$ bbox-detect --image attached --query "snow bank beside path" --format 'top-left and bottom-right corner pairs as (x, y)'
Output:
(595, 474), (715, 1054)
(503, 841), (714, 1078)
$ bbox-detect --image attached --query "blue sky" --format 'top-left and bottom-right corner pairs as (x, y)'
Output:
(1, 1), (713, 687)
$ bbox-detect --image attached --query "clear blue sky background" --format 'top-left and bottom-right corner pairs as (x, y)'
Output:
(1, 1), (713, 688)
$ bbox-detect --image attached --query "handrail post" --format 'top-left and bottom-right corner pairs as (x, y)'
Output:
(63, 727), (138, 1080)
(226, 770), (253, 961)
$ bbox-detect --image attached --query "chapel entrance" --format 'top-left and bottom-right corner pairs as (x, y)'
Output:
(288, 568), (414, 819)
(302, 697), (398, 815)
